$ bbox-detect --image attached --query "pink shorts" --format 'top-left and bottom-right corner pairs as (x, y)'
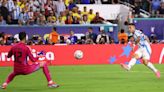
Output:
(14, 63), (40, 75)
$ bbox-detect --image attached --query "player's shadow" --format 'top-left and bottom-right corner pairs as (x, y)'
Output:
(14, 87), (48, 92)
(14, 86), (60, 92)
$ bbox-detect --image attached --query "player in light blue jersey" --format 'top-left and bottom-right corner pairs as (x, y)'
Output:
(121, 23), (160, 78)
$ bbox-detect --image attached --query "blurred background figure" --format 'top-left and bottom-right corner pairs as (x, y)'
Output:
(0, 15), (6, 25)
(67, 30), (78, 44)
(49, 27), (59, 44)
(0, 32), (5, 45)
(118, 29), (128, 44)
(85, 27), (97, 44)
(56, 0), (66, 17)
(18, 8), (29, 25)
(96, 29), (110, 44)
(88, 9), (95, 23)
(72, 16), (80, 24)
(157, 2), (164, 17)
(81, 15), (90, 24)
(0, 1), (9, 21)
(5, 34), (15, 45)
(91, 12), (104, 24)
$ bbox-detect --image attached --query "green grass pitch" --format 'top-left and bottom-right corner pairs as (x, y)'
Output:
(0, 65), (164, 92)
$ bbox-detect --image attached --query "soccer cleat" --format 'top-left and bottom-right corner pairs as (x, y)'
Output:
(120, 63), (129, 71)
(48, 83), (59, 88)
(0, 84), (7, 89)
(155, 71), (161, 79)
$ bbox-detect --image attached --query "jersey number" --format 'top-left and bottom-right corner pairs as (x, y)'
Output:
(14, 51), (22, 63)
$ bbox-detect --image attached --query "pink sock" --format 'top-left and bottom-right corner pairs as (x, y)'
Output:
(42, 63), (52, 82)
(5, 72), (17, 84)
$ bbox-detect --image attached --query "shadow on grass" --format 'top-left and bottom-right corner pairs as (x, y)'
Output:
(4, 86), (60, 92)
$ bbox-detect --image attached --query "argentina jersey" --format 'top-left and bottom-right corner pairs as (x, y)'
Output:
(133, 30), (152, 57)
(133, 30), (148, 48)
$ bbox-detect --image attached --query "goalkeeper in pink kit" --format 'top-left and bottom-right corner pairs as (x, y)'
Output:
(0, 32), (59, 89)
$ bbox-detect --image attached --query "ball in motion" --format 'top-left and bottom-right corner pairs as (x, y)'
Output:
(74, 50), (83, 59)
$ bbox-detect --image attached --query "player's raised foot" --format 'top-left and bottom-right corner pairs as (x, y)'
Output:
(48, 82), (59, 88)
(120, 63), (129, 71)
(155, 71), (161, 79)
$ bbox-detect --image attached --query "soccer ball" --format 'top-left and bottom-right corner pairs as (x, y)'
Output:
(74, 50), (83, 59)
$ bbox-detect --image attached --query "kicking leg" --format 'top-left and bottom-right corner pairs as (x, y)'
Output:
(1, 72), (17, 89)
(121, 54), (139, 71)
(143, 59), (160, 78)
(39, 62), (59, 88)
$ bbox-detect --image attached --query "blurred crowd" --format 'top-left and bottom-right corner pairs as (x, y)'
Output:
(0, 0), (108, 26)
(0, 0), (163, 26)
(121, 0), (164, 18)
(0, 27), (114, 45)
(0, 27), (163, 46)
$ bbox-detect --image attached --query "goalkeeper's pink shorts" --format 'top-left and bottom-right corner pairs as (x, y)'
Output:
(13, 63), (40, 75)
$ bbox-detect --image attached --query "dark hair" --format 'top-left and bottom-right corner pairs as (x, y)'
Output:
(128, 23), (135, 26)
(140, 29), (143, 32)
(120, 29), (125, 33)
(19, 32), (26, 41)
(124, 21), (128, 25)
(52, 27), (57, 31)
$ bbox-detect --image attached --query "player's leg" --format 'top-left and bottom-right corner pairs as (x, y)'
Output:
(23, 62), (59, 88)
(142, 59), (160, 78)
(1, 72), (17, 89)
(39, 62), (59, 88)
(142, 47), (160, 78)
(121, 48), (141, 71)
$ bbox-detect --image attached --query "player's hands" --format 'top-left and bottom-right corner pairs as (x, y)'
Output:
(37, 51), (46, 58)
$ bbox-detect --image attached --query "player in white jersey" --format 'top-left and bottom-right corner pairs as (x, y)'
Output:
(121, 23), (160, 78)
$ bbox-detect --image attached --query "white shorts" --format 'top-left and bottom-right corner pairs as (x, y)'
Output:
(135, 44), (152, 60)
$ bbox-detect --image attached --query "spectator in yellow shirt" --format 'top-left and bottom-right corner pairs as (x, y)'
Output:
(17, 0), (25, 9)
(81, 6), (88, 16)
(64, 0), (70, 6)
(47, 11), (57, 25)
(88, 9), (95, 22)
(56, 16), (65, 24)
(72, 7), (80, 19)
(60, 11), (67, 22)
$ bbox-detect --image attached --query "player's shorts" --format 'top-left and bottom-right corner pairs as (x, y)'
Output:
(14, 63), (40, 75)
(135, 44), (152, 60)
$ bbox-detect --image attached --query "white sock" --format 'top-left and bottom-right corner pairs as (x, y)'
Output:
(127, 58), (137, 70)
(147, 62), (158, 73)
